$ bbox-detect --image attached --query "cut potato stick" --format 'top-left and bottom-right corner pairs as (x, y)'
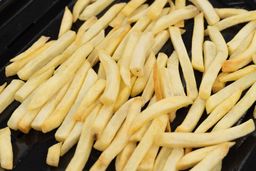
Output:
(15, 68), (54, 102)
(195, 90), (242, 133)
(159, 66), (174, 98)
(0, 127), (13, 170)
(10, 36), (49, 62)
(109, 12), (128, 28)
(129, 121), (151, 141)
(153, 62), (164, 100)
(130, 96), (193, 134)
(98, 63), (106, 79)
(79, 101), (100, 122)
(162, 148), (184, 171)
(189, 0), (220, 25)
(72, 0), (91, 22)
(59, 7), (72, 37)
(203, 40), (217, 71)
(153, 147), (172, 171)
(152, 5), (199, 34)
(212, 73), (227, 93)
(128, 4), (149, 22)
(215, 8), (247, 19)
(206, 71), (256, 113)
(152, 30), (169, 54)
(138, 144), (159, 171)
(176, 97), (205, 132)
(99, 52), (120, 105)
(213, 82), (256, 130)
(55, 69), (97, 141)
(0, 79), (24, 113)
(199, 26), (228, 99)
(169, 27), (198, 99)
(65, 105), (97, 171)
(18, 31), (76, 80)
(156, 119), (255, 148)
(82, 3), (125, 43)
(46, 142), (62, 167)
(41, 61), (91, 132)
(147, 0), (167, 20)
(175, 0), (186, 27)
(121, 0), (146, 16)
(130, 31), (154, 77)
(0, 83), (7, 94)
(212, 161), (222, 171)
(253, 54), (256, 64)
(89, 30), (105, 46)
(192, 13), (204, 72)
(190, 144), (229, 171)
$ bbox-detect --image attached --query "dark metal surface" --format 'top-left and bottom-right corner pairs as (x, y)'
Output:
(0, 0), (255, 170)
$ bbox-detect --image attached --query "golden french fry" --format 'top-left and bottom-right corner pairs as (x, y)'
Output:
(0, 127), (13, 170)
(199, 26), (228, 99)
(153, 147), (172, 171)
(206, 71), (256, 113)
(212, 73), (227, 93)
(0, 83), (7, 94)
(151, 30), (169, 54)
(192, 13), (205, 72)
(156, 119), (255, 148)
(46, 142), (62, 167)
(153, 61), (164, 100)
(152, 5), (199, 34)
(128, 4), (149, 22)
(169, 27), (198, 99)
(59, 7), (73, 37)
(72, 0), (91, 22)
(176, 97), (205, 132)
(147, 0), (167, 20)
(122, 0), (146, 16)
(203, 40), (217, 71)
(195, 90), (242, 133)
(0, 80), (24, 113)
(215, 8), (247, 19)
(212, 161), (222, 171)
(162, 148), (184, 171)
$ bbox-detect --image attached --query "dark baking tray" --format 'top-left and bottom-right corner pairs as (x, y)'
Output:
(0, 0), (255, 170)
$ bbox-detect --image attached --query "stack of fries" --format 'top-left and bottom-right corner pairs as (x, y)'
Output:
(0, 0), (256, 170)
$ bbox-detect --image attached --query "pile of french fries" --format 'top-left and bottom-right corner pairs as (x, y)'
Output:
(0, 0), (256, 170)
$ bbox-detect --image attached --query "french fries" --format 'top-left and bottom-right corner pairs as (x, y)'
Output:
(147, 0), (167, 20)
(0, 83), (7, 94)
(153, 147), (172, 171)
(175, 0), (186, 27)
(59, 7), (73, 37)
(215, 8), (247, 19)
(46, 142), (62, 167)
(72, 0), (91, 22)
(203, 40), (217, 71)
(121, 0), (146, 16)
(0, 127), (13, 170)
(162, 148), (184, 171)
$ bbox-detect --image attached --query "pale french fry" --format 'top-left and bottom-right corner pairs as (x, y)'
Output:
(212, 161), (222, 171)
(0, 79), (24, 113)
(41, 61), (91, 132)
(28, 43), (93, 110)
(31, 83), (69, 131)
(46, 142), (62, 167)
(89, 30), (105, 46)
(98, 63), (106, 79)
(130, 31), (154, 77)
(59, 7), (73, 37)
(15, 68), (54, 102)
(227, 21), (256, 53)
(169, 27), (198, 99)
(177, 142), (234, 170)
(121, 0), (146, 16)
(109, 12), (128, 28)
(213, 82), (256, 130)
(253, 54), (256, 64)
(176, 97), (205, 132)
(153, 147), (172, 171)
(206, 71), (256, 113)
(55, 69), (97, 141)
(82, 3), (125, 43)
(151, 30), (169, 54)
(0, 127), (13, 170)
(79, 0), (114, 20)
(195, 90), (242, 133)
(192, 13), (205, 72)
(212, 73), (227, 93)
(190, 144), (229, 171)
(159, 67), (174, 98)
(72, 0), (91, 22)
(10, 36), (49, 62)
(199, 26), (228, 99)
(65, 105), (97, 171)
(130, 96), (193, 134)
(73, 79), (105, 121)
(156, 119), (255, 148)
(79, 101), (101, 121)
(162, 148), (184, 171)
(131, 52), (156, 97)
(147, 0), (167, 20)
(215, 8), (248, 19)
(153, 62), (164, 100)
(152, 5), (199, 34)
(99, 52), (120, 105)
(138, 144), (159, 171)
(0, 83), (7, 94)
(203, 40), (217, 71)
(175, 0), (186, 27)
(129, 121), (151, 141)
(128, 4), (149, 22)
(189, 0), (220, 25)
(17, 31), (76, 80)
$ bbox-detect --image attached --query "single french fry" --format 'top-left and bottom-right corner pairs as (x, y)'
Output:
(152, 5), (199, 34)
(99, 52), (120, 105)
(72, 0), (91, 22)
(203, 41), (217, 71)
(156, 119), (255, 148)
(128, 4), (149, 22)
(82, 3), (125, 43)
(199, 26), (228, 99)
(147, 0), (167, 20)
(212, 73), (226, 93)
(54, 69), (97, 141)
(159, 66), (174, 98)
(189, 0), (220, 25)
(98, 63), (106, 79)
(89, 30), (105, 46)
(215, 8), (247, 19)
(174, 0), (186, 27)
(162, 148), (184, 171)
(0, 83), (7, 94)
(0, 127), (13, 170)
(17, 31), (76, 80)
(0, 80), (24, 113)
(169, 27), (198, 99)
(176, 97), (205, 132)
(192, 13), (204, 72)
(122, 0), (146, 16)
(153, 62), (163, 100)
(195, 90), (242, 133)
(46, 142), (62, 167)
(206, 71), (256, 113)
(59, 7), (73, 37)
(152, 30), (169, 54)
(213, 82), (256, 130)
(153, 147), (172, 171)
